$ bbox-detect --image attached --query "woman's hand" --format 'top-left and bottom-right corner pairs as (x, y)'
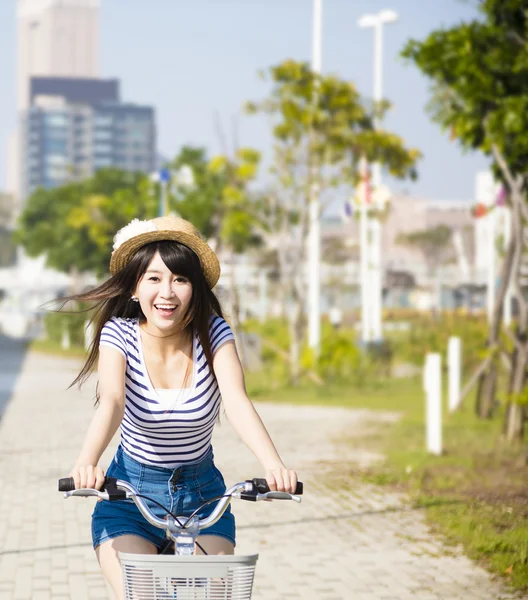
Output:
(69, 464), (106, 490)
(265, 466), (298, 494)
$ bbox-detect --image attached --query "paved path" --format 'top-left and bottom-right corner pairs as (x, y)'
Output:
(0, 343), (521, 599)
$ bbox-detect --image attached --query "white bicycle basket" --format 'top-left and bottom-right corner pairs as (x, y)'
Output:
(119, 553), (259, 600)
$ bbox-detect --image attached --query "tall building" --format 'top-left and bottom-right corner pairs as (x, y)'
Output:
(8, 0), (100, 200)
(17, 0), (99, 111)
(21, 77), (156, 198)
(10, 0), (157, 203)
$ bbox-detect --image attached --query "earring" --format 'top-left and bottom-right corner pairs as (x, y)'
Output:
(131, 296), (139, 302)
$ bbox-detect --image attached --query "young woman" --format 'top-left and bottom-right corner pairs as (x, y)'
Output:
(67, 215), (298, 600)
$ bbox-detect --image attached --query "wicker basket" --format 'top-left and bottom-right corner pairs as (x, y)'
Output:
(119, 553), (259, 600)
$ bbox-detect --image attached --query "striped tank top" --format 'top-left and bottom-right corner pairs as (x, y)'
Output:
(99, 315), (234, 467)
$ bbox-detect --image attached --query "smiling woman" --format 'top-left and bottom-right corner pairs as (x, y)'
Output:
(57, 215), (298, 600)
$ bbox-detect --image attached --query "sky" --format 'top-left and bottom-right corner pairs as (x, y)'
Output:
(0, 0), (490, 202)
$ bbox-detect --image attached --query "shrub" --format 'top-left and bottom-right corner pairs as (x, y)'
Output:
(43, 309), (89, 348)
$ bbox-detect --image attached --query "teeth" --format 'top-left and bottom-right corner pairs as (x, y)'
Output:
(155, 305), (176, 309)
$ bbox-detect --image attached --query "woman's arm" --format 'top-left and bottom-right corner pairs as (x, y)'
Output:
(213, 340), (298, 493)
(70, 346), (126, 489)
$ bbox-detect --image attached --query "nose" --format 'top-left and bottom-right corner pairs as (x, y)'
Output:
(160, 280), (176, 299)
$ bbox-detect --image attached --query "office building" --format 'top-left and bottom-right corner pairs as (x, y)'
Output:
(8, 0), (100, 200)
(17, 0), (99, 111)
(21, 77), (156, 198)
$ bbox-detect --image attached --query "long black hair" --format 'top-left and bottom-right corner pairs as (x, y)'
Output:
(65, 240), (224, 390)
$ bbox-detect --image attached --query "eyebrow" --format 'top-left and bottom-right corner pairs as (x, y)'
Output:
(145, 270), (186, 276)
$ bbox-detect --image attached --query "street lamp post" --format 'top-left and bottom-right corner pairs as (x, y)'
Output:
(308, 0), (323, 354)
(358, 9), (398, 343)
(151, 165), (195, 217)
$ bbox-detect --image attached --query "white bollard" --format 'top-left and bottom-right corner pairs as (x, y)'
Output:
(448, 336), (462, 412)
(424, 352), (442, 455)
(84, 320), (94, 351)
(423, 353), (432, 392)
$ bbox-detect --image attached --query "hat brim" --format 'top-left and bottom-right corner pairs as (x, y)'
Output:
(109, 230), (220, 288)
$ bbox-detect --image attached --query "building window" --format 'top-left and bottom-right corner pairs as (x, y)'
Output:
(94, 115), (113, 127)
(94, 157), (113, 168)
(43, 113), (68, 127)
(93, 129), (113, 141)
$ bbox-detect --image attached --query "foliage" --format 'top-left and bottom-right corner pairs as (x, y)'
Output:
(401, 0), (528, 177)
(401, 0), (528, 438)
(388, 313), (489, 374)
(166, 146), (226, 238)
(246, 60), (421, 181)
(16, 169), (157, 277)
(207, 147), (263, 252)
(243, 59), (421, 379)
(243, 318), (392, 387)
(396, 225), (454, 273)
(43, 308), (89, 348)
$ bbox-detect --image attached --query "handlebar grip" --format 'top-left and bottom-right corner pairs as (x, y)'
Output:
(58, 477), (76, 492)
(58, 476), (127, 501)
(252, 478), (303, 495)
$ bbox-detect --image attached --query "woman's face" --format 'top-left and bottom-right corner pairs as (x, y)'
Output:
(133, 251), (193, 333)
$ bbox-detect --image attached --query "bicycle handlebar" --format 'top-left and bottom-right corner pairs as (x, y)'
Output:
(58, 476), (303, 534)
(58, 476), (303, 496)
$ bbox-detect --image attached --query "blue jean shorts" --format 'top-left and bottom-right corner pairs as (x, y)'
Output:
(91, 446), (236, 551)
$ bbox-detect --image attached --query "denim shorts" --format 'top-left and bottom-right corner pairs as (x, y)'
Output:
(91, 445), (236, 551)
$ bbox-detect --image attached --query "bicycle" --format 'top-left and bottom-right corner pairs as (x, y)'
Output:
(58, 475), (303, 599)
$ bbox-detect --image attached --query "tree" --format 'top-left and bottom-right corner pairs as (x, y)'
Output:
(402, 0), (528, 439)
(166, 146), (226, 238)
(397, 225), (454, 316)
(207, 148), (265, 365)
(244, 60), (421, 380)
(16, 169), (157, 281)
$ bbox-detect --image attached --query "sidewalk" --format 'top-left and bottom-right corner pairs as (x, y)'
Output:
(0, 350), (521, 600)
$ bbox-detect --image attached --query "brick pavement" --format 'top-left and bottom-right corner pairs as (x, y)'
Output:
(0, 349), (522, 600)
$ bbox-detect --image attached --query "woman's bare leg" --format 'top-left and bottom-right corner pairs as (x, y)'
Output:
(96, 535), (158, 600)
(195, 535), (234, 555)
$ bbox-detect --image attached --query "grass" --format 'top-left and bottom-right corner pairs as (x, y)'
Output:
(246, 372), (528, 594)
(29, 339), (86, 359)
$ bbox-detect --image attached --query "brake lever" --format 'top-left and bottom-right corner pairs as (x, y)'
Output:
(258, 492), (302, 503)
(64, 489), (110, 500)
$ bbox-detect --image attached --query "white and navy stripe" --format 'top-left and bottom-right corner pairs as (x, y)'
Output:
(99, 315), (234, 467)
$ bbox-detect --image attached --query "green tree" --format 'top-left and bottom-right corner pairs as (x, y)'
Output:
(402, 0), (528, 440)
(166, 146), (226, 238)
(245, 59), (421, 380)
(397, 225), (454, 316)
(16, 169), (157, 281)
(207, 148), (265, 365)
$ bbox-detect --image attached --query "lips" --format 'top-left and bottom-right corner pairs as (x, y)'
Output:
(154, 304), (177, 316)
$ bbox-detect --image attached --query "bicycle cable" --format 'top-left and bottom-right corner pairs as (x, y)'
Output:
(181, 494), (233, 528)
(133, 493), (209, 555)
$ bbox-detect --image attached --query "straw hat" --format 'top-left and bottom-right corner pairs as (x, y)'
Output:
(109, 216), (220, 288)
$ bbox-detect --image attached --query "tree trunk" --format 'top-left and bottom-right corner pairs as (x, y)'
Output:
(475, 210), (516, 418)
(475, 360), (497, 418)
(287, 293), (305, 385)
(502, 183), (528, 442)
(487, 152), (528, 443)
(504, 338), (527, 442)
(503, 402), (526, 442)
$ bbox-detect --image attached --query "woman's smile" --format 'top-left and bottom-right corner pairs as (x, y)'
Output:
(154, 303), (178, 318)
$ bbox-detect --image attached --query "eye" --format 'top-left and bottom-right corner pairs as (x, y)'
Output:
(175, 276), (189, 284)
(148, 276), (160, 282)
